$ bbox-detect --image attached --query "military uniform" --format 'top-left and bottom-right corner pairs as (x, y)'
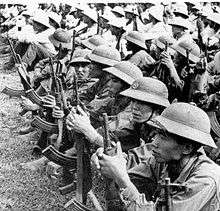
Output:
(123, 151), (220, 211)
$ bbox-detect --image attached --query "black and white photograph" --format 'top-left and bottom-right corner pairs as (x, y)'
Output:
(0, 1), (220, 210)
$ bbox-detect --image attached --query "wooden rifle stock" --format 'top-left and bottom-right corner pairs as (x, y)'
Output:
(70, 30), (76, 61)
(132, 8), (138, 31)
(97, 10), (100, 35)
(8, 38), (31, 85)
(102, 113), (122, 210)
(7, 38), (19, 63)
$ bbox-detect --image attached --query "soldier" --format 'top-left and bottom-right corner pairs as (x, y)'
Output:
(124, 30), (155, 60)
(8, 10), (56, 71)
(89, 61), (143, 128)
(66, 77), (170, 155)
(92, 102), (220, 211)
(79, 45), (121, 107)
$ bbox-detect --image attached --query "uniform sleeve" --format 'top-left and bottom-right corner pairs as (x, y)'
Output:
(120, 159), (157, 211)
(120, 173), (218, 211)
(171, 175), (219, 211)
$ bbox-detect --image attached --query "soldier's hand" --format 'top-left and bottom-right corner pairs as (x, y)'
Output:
(66, 105), (91, 132)
(42, 95), (56, 108)
(20, 96), (40, 111)
(97, 86), (110, 99)
(161, 51), (175, 71)
(52, 106), (64, 119)
(180, 66), (189, 78)
(92, 142), (129, 184)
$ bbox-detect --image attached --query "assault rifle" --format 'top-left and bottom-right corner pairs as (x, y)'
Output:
(102, 113), (124, 210)
(184, 49), (195, 102)
(116, 27), (125, 52)
(42, 75), (76, 168)
(156, 178), (188, 211)
(132, 8), (138, 31)
(8, 38), (31, 85)
(150, 41), (168, 79)
(70, 30), (76, 61)
(3, 38), (32, 96)
(97, 10), (101, 35)
(64, 72), (92, 208)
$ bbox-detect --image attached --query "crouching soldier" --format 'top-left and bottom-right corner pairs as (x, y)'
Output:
(66, 77), (170, 158)
(92, 102), (220, 211)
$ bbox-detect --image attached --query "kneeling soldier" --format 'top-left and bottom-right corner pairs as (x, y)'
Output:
(92, 102), (220, 211)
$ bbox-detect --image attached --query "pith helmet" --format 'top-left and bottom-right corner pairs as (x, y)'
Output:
(148, 5), (163, 22)
(125, 31), (155, 50)
(168, 17), (191, 30)
(124, 5), (139, 16)
(149, 102), (217, 148)
(81, 35), (110, 50)
(48, 11), (61, 27)
(120, 77), (170, 108)
(88, 45), (121, 67)
(171, 40), (200, 63)
(81, 8), (97, 23)
(49, 28), (72, 50)
(207, 12), (220, 25)
(103, 61), (143, 85)
(32, 10), (50, 28)
(207, 111), (220, 138)
(68, 49), (91, 65)
(154, 35), (176, 50)
(112, 6), (125, 17)
(173, 5), (189, 19)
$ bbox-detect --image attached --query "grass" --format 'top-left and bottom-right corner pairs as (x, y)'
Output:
(0, 45), (106, 211)
(0, 47), (73, 210)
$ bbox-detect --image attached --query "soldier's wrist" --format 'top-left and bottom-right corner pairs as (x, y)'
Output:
(85, 126), (103, 147)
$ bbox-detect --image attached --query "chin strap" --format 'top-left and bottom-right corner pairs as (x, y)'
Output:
(146, 109), (155, 123)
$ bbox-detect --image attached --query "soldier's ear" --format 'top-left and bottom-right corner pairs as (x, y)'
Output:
(171, 98), (178, 104)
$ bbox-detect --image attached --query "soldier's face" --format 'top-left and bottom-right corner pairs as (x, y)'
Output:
(107, 75), (124, 96)
(172, 25), (185, 40)
(66, 64), (90, 87)
(151, 129), (183, 163)
(131, 100), (154, 123)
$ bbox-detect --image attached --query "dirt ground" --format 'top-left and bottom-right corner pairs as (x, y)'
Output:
(0, 44), (74, 210)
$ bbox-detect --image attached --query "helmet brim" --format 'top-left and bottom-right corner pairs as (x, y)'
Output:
(148, 116), (217, 149)
(120, 88), (170, 108)
(88, 53), (119, 67)
(103, 66), (134, 85)
(49, 34), (72, 50)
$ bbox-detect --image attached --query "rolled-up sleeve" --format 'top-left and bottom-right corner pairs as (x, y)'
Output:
(120, 185), (155, 211)
(172, 175), (219, 211)
(120, 175), (219, 211)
